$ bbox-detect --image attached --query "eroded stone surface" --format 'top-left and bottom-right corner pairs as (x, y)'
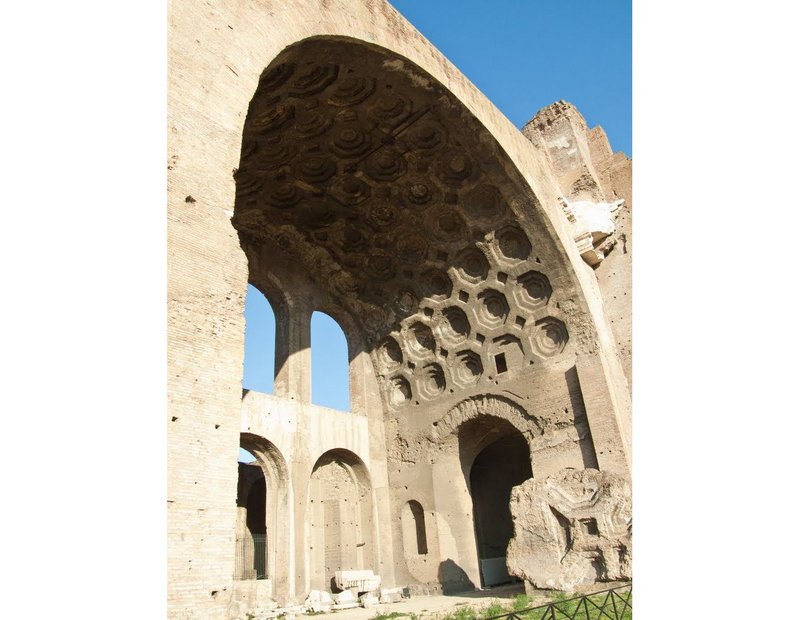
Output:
(507, 468), (632, 591)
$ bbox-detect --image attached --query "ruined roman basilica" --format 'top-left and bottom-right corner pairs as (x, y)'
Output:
(168, 1), (632, 618)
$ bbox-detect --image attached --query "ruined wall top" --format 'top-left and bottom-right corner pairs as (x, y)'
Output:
(522, 100), (631, 267)
(523, 100), (588, 137)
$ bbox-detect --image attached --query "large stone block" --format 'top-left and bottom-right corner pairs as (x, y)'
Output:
(507, 468), (631, 591)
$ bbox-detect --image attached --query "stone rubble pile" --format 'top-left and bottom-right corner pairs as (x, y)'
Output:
(237, 572), (410, 620)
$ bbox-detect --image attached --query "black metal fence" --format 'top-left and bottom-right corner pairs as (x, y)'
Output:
(234, 534), (267, 580)
(483, 584), (632, 620)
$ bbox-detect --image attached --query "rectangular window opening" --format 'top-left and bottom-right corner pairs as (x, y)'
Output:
(494, 353), (508, 374)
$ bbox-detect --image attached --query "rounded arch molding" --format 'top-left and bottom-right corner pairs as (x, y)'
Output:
(431, 394), (543, 445)
(241, 432), (290, 484)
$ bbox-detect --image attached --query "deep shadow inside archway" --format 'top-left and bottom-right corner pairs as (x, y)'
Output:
(237, 434), (291, 596)
(465, 425), (532, 587)
(236, 463), (267, 579)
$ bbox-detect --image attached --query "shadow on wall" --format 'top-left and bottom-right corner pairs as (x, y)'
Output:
(564, 366), (599, 469)
(438, 558), (475, 594)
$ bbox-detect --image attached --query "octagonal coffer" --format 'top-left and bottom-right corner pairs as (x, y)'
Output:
(406, 122), (446, 151)
(377, 336), (403, 371)
(287, 63), (339, 97)
(428, 207), (467, 242)
(330, 175), (371, 205)
(330, 124), (372, 158)
(407, 322), (436, 357)
(403, 178), (438, 209)
(454, 247), (490, 284)
(389, 375), (412, 406)
(453, 350), (483, 386)
(418, 363), (446, 399)
(329, 74), (376, 107)
(422, 268), (453, 299)
(263, 181), (304, 209)
(364, 148), (407, 182)
(436, 150), (476, 187)
(496, 225), (532, 262)
(394, 230), (429, 263)
(249, 103), (295, 134)
(257, 62), (295, 91)
(295, 154), (337, 184)
(294, 102), (333, 140)
(516, 270), (552, 308)
(368, 91), (414, 128)
(476, 289), (510, 329)
(439, 306), (471, 343)
(530, 317), (569, 358)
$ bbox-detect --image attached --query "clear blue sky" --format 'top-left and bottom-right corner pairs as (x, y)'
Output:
(240, 1), (631, 460)
(390, 0), (632, 156)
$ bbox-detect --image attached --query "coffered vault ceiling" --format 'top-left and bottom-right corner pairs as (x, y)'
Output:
(232, 38), (571, 409)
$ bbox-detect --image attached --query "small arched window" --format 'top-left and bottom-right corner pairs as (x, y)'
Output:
(310, 311), (349, 411)
(401, 500), (428, 556)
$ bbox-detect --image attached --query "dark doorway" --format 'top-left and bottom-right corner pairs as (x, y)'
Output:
(236, 456), (268, 580)
(469, 431), (532, 587)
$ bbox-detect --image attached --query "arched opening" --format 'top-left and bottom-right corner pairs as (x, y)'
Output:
(243, 284), (276, 393)
(236, 434), (292, 599)
(235, 448), (267, 579)
(401, 500), (428, 556)
(310, 311), (350, 411)
(307, 449), (375, 591)
(467, 428), (532, 588)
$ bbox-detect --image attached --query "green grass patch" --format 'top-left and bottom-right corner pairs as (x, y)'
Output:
(370, 613), (411, 620)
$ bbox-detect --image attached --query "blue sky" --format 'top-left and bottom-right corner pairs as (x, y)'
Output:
(242, 296), (350, 409)
(390, 0), (632, 156)
(241, 1), (632, 458)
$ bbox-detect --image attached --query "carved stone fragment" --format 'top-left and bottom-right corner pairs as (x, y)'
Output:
(507, 468), (632, 591)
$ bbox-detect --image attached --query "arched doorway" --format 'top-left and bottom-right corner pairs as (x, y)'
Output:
(237, 433), (293, 600)
(235, 449), (268, 580)
(448, 412), (533, 589)
(307, 449), (376, 591)
(468, 430), (532, 587)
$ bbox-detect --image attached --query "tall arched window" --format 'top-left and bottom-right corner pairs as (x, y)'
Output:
(243, 284), (276, 393)
(310, 311), (349, 411)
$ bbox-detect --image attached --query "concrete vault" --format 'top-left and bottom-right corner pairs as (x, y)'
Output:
(168, 2), (632, 618)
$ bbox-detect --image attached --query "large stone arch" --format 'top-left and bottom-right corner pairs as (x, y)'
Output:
(168, 1), (630, 617)
(229, 32), (628, 467)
